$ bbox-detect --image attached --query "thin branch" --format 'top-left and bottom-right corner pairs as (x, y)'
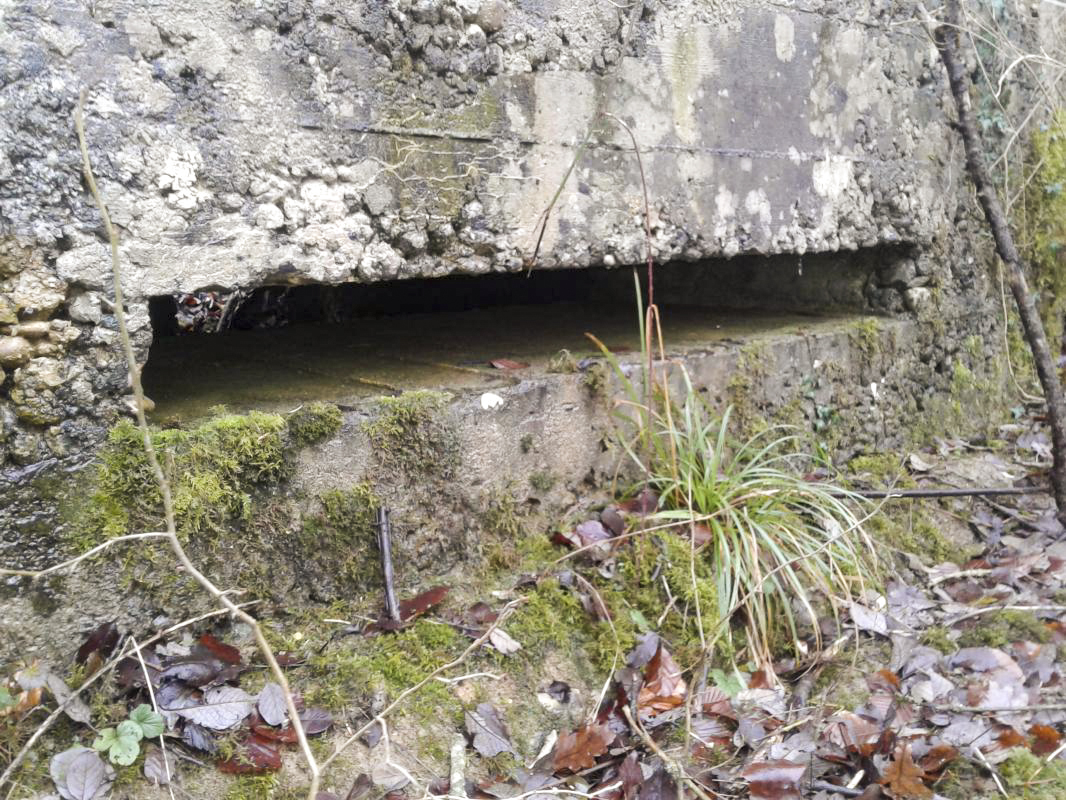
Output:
(132, 635), (176, 799)
(620, 706), (715, 800)
(946, 604), (1066, 625)
(0, 532), (170, 577)
(73, 91), (320, 796)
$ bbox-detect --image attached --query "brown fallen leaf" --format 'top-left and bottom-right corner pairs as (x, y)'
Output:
(637, 643), (686, 715)
(741, 759), (806, 800)
(1030, 723), (1063, 756)
(552, 722), (613, 772)
(880, 743), (932, 800)
(399, 586), (449, 621)
(489, 358), (530, 370)
(918, 744), (958, 776)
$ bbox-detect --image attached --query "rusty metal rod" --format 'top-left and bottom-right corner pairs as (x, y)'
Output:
(377, 508), (400, 623)
(845, 486), (1044, 499)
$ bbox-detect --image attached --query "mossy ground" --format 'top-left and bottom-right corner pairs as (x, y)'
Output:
(999, 748), (1066, 800)
(957, 610), (1052, 649)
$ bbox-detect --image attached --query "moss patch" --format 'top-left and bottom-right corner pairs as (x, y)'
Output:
(847, 453), (915, 490)
(999, 748), (1066, 800)
(304, 619), (463, 718)
(920, 626), (957, 655)
(867, 507), (970, 566)
(362, 390), (458, 477)
(957, 610), (1051, 649)
(1024, 110), (1066, 347)
(286, 402), (342, 446)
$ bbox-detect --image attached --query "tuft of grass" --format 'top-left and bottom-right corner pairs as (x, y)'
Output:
(646, 399), (877, 663)
(594, 312), (877, 664)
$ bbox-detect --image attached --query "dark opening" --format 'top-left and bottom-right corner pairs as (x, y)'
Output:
(142, 250), (900, 418)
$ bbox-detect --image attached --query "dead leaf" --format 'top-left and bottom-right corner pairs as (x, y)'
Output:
(465, 703), (515, 757)
(488, 628), (522, 655)
(880, 744), (932, 799)
(741, 759), (806, 800)
(196, 633), (242, 665)
(918, 744), (958, 775)
(1030, 724), (1062, 756)
(217, 734), (282, 774)
(399, 586), (449, 621)
(489, 358), (530, 370)
(637, 643), (686, 715)
(552, 723), (613, 772)
(45, 673), (92, 725)
(76, 622), (119, 665)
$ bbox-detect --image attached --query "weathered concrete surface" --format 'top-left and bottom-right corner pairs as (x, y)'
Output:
(0, 0), (963, 467)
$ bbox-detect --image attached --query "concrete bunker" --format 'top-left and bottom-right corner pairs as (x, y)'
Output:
(141, 247), (914, 420)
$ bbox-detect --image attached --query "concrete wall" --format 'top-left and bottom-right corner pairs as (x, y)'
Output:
(0, 0), (967, 469)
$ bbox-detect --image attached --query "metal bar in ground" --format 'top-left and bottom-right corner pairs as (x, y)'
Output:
(377, 508), (401, 623)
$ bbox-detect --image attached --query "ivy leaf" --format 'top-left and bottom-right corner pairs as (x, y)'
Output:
(129, 704), (165, 738)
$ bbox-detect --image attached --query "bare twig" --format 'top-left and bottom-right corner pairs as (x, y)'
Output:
(847, 486), (1043, 499)
(132, 635), (176, 799)
(73, 91), (320, 797)
(946, 603), (1066, 625)
(0, 532), (170, 577)
(973, 745), (1009, 798)
(620, 706), (715, 800)
(929, 568), (993, 586)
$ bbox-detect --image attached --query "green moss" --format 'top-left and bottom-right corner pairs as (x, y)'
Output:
(547, 349), (579, 373)
(582, 363), (608, 397)
(483, 489), (526, 540)
(529, 471), (556, 493)
(71, 410), (289, 548)
(957, 610), (1051, 649)
(921, 626), (956, 655)
(726, 343), (769, 438)
(299, 483), (382, 589)
(224, 773), (279, 800)
(847, 453), (915, 489)
(935, 753), (983, 800)
(999, 748), (1066, 800)
(286, 402), (342, 446)
(520, 434), (535, 454)
(867, 509), (969, 566)
(362, 390), (458, 476)
(304, 619), (462, 716)
(850, 318), (881, 358)
(1025, 110), (1066, 348)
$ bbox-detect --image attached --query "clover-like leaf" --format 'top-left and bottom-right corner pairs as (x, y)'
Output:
(129, 704), (165, 738)
(117, 719), (144, 742)
(0, 686), (15, 711)
(92, 728), (118, 752)
(108, 733), (141, 767)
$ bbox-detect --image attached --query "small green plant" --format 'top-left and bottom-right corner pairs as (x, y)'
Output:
(92, 704), (164, 765)
(590, 291), (877, 665)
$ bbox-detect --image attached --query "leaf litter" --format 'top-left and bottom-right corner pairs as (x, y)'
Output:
(15, 411), (1066, 800)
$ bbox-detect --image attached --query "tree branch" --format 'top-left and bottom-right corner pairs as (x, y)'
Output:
(933, 0), (1066, 523)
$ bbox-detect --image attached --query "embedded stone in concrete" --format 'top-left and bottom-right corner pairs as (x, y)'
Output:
(0, 336), (31, 367)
